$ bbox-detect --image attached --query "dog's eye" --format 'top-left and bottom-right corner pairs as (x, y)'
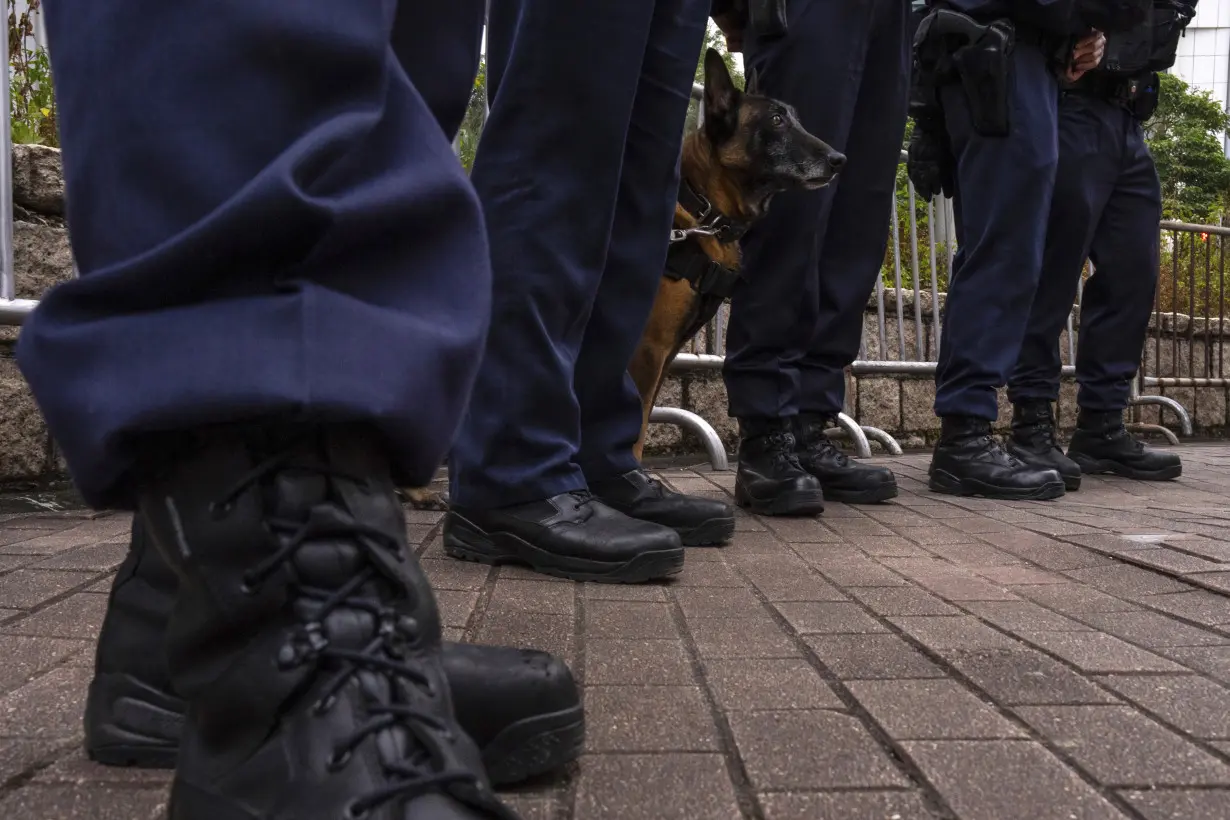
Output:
(771, 114), (785, 129)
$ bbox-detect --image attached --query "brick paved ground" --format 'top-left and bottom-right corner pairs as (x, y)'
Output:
(3, 446), (1230, 819)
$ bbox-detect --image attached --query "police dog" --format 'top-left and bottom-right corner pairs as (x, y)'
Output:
(403, 49), (841, 510)
(628, 48), (843, 460)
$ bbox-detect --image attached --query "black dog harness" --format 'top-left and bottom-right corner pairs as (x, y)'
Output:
(664, 180), (750, 300)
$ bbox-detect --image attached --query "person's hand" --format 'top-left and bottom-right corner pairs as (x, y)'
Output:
(1065, 30), (1106, 83)
(712, 10), (745, 53)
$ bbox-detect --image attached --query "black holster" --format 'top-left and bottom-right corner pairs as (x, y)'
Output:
(747, 0), (788, 39)
(914, 9), (1015, 138)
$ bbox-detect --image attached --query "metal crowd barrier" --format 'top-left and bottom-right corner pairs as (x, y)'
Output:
(2, 62), (1219, 469)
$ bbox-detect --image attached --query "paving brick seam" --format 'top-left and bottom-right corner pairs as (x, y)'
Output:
(748, 510), (1220, 818)
(724, 558), (960, 820)
(853, 545), (1230, 766)
(664, 584), (769, 820)
(863, 510), (1230, 686)
(5, 456), (1230, 818)
(559, 581), (585, 820)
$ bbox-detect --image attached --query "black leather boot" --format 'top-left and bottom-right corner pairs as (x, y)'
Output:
(137, 424), (517, 820)
(1067, 408), (1182, 481)
(1007, 400), (1082, 491)
(86, 516), (584, 787)
(443, 492), (683, 583)
(929, 415), (1066, 500)
(792, 414), (898, 504)
(589, 469), (734, 547)
(733, 418), (825, 516)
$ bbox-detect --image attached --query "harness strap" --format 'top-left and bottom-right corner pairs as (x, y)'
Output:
(677, 179), (751, 244)
(663, 240), (742, 299)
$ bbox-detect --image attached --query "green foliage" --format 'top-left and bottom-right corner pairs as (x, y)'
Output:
(8, 0), (57, 147)
(1144, 72), (1230, 224)
(457, 58), (487, 173)
(685, 23), (744, 134)
(882, 118), (952, 294)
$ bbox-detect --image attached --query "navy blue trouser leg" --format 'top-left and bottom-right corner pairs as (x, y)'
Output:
(16, 0), (489, 509)
(1008, 95), (1161, 412)
(451, 0), (699, 508)
(1010, 94), (1117, 406)
(392, 0), (487, 140)
(724, 0), (910, 419)
(934, 43), (1059, 420)
(1077, 114), (1162, 411)
(574, 0), (709, 481)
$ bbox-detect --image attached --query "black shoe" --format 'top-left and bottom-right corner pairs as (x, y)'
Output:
(443, 491), (683, 583)
(1007, 400), (1082, 491)
(733, 418), (826, 516)
(792, 414), (899, 504)
(1067, 409), (1182, 481)
(588, 469), (734, 547)
(929, 415), (1066, 500)
(85, 516), (584, 788)
(136, 425), (517, 820)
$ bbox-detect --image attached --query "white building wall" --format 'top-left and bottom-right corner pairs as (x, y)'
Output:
(1169, 0), (1230, 152)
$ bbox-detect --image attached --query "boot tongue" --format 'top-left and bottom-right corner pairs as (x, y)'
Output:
(795, 415), (828, 446)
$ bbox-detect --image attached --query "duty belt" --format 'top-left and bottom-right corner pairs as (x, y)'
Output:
(1066, 72), (1142, 104)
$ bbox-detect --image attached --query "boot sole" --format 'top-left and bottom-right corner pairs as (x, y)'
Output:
(443, 515), (684, 584)
(85, 673), (183, 770)
(733, 484), (825, 517)
(482, 703), (585, 786)
(821, 480), (899, 505)
(85, 674), (584, 787)
(928, 470), (1066, 501)
(1068, 453), (1182, 482)
(676, 516), (736, 547)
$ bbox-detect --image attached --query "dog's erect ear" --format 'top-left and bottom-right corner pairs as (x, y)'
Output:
(745, 65), (760, 96)
(701, 47), (740, 144)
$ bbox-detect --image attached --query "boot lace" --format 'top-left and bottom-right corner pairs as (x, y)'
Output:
(797, 419), (850, 467)
(760, 431), (809, 471)
(210, 446), (485, 817)
(1019, 419), (1060, 452)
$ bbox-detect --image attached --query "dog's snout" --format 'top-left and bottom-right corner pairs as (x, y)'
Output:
(827, 151), (847, 172)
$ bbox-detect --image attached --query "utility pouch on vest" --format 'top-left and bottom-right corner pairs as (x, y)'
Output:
(1101, 9), (1154, 76)
(1078, 0), (1151, 33)
(1127, 72), (1161, 121)
(1148, 0), (1196, 71)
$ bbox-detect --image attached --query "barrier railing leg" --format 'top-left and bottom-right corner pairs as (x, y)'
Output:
(1128, 381), (1192, 440)
(859, 425), (905, 456)
(828, 413), (873, 459)
(649, 406), (730, 471)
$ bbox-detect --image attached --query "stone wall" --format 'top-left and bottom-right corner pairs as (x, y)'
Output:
(1, 144), (70, 486)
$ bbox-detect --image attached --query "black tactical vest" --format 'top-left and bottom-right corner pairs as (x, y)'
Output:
(1099, 0), (1195, 77)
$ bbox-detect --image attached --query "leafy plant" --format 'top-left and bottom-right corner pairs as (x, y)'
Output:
(1145, 72), (1230, 224)
(457, 58), (487, 173)
(8, 0), (57, 147)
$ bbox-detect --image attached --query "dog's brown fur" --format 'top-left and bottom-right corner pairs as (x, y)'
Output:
(404, 50), (839, 510)
(628, 136), (749, 462)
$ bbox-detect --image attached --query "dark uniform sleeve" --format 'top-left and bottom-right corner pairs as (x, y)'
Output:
(711, 0), (736, 17)
(943, 0), (1078, 32)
